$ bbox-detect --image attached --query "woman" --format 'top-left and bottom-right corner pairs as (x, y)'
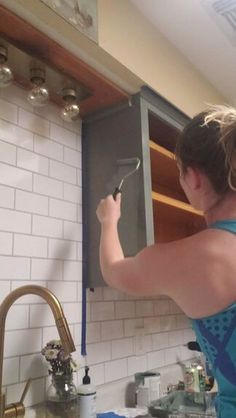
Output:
(96, 105), (236, 418)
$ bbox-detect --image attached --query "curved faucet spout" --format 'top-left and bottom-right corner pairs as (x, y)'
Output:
(0, 285), (76, 417)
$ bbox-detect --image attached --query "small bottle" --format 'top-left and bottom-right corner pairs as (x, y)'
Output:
(78, 366), (96, 418)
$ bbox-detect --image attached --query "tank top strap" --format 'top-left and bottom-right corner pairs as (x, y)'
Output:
(208, 219), (236, 234)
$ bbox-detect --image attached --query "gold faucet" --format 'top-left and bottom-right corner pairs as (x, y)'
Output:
(0, 285), (76, 418)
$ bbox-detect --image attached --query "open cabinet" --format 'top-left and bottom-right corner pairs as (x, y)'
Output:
(83, 87), (205, 287)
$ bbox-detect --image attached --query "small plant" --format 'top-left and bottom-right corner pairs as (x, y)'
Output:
(41, 339), (77, 377)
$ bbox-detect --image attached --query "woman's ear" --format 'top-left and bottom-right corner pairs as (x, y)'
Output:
(185, 167), (201, 190)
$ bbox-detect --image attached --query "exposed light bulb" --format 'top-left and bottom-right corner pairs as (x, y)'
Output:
(27, 85), (49, 107)
(27, 68), (49, 107)
(0, 45), (13, 88)
(61, 103), (80, 122)
(0, 64), (13, 88)
(60, 88), (80, 122)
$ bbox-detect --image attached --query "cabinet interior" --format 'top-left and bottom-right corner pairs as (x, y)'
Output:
(149, 111), (205, 243)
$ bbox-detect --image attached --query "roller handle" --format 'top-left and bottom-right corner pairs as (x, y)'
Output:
(113, 187), (121, 200)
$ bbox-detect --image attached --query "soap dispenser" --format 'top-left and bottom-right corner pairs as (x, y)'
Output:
(78, 366), (96, 418)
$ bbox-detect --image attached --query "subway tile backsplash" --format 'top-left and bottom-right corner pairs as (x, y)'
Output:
(0, 84), (194, 408)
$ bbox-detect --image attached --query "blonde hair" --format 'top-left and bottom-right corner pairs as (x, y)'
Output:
(203, 105), (236, 191)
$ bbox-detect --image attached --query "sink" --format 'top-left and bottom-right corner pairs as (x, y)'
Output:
(148, 390), (217, 417)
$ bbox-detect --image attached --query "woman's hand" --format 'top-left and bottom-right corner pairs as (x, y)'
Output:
(96, 193), (121, 226)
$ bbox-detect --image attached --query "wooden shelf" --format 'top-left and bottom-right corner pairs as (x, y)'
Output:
(149, 140), (188, 202)
(152, 192), (205, 242)
(152, 191), (203, 217)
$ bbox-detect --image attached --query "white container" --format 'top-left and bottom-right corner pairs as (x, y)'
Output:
(78, 366), (96, 418)
(135, 372), (161, 407)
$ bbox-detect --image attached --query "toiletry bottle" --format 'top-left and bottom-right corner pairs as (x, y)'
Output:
(78, 366), (96, 418)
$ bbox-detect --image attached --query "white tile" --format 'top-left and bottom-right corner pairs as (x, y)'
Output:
(111, 337), (134, 359)
(63, 302), (82, 324)
(154, 300), (170, 315)
(0, 185), (14, 208)
(101, 320), (124, 341)
(115, 301), (135, 319)
(0, 208), (31, 233)
(77, 241), (82, 260)
(91, 302), (115, 321)
(144, 317), (161, 334)
(74, 323), (82, 346)
(152, 332), (169, 350)
(5, 328), (42, 356)
(176, 314), (191, 329)
(0, 140), (16, 165)
(50, 198), (76, 221)
(160, 315), (177, 332)
(34, 173), (63, 199)
(183, 328), (197, 344)
(88, 363), (105, 386)
(3, 357), (19, 385)
(87, 287), (103, 302)
(103, 288), (127, 301)
(31, 259), (62, 281)
(63, 118), (82, 135)
(16, 190), (48, 215)
(47, 281), (77, 302)
(64, 147), (81, 168)
(77, 169), (82, 186)
(5, 305), (29, 330)
(0, 162), (32, 190)
(33, 215), (63, 238)
(14, 234), (47, 257)
(168, 330), (184, 347)
(20, 353), (47, 381)
(77, 204), (82, 222)
(0, 119), (34, 150)
(0, 84), (32, 111)
(0, 232), (12, 254)
(11, 280), (47, 303)
(104, 358), (127, 382)
(18, 108), (50, 137)
(17, 148), (49, 175)
(86, 322), (101, 343)
(124, 318), (144, 337)
(136, 301), (154, 317)
(0, 256), (30, 279)
(165, 346), (182, 366)
(147, 350), (165, 370)
(64, 183), (82, 204)
(128, 355), (147, 376)
(30, 304), (55, 327)
(64, 220), (82, 241)
(50, 123), (77, 149)
(50, 160), (77, 184)
(34, 134), (63, 161)
(87, 341), (111, 365)
(8, 378), (45, 408)
(42, 325), (60, 346)
(48, 238), (77, 260)
(0, 281), (10, 303)
(63, 261), (82, 281)
(34, 102), (63, 126)
(0, 97), (17, 123)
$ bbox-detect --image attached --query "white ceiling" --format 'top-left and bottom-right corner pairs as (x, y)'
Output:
(130, 0), (236, 105)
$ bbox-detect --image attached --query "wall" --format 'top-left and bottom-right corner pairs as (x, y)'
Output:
(0, 85), (196, 409)
(98, 0), (227, 117)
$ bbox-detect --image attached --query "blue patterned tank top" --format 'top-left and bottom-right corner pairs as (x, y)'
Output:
(191, 220), (236, 418)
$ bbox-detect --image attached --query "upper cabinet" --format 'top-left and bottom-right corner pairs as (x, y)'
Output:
(83, 87), (205, 288)
(0, 5), (129, 117)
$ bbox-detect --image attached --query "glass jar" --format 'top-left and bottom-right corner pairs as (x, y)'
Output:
(46, 374), (78, 418)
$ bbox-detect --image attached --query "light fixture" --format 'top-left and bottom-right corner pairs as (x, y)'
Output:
(0, 45), (13, 88)
(27, 68), (49, 107)
(60, 88), (80, 122)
